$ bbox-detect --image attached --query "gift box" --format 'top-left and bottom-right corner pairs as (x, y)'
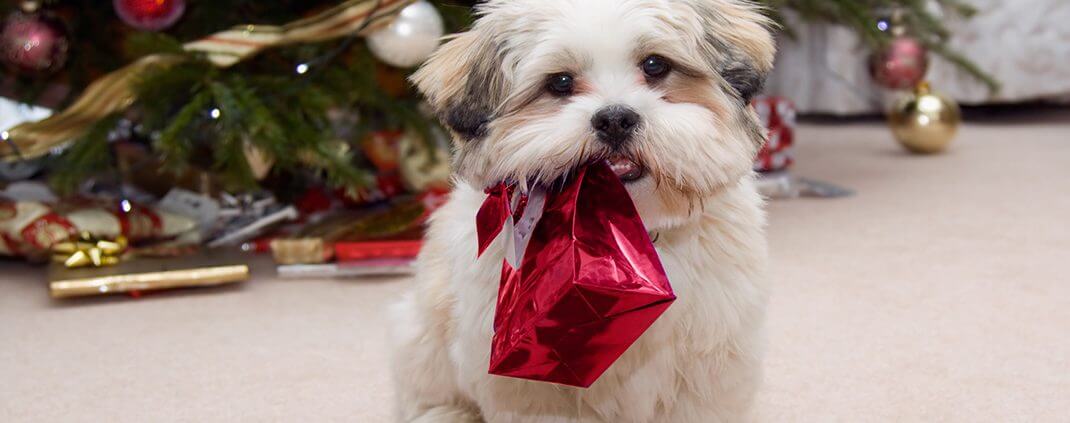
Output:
(751, 96), (797, 173)
(268, 194), (439, 265)
(478, 162), (676, 388)
(49, 249), (250, 299)
(334, 240), (421, 262)
(1, 197), (196, 259)
(0, 200), (75, 257)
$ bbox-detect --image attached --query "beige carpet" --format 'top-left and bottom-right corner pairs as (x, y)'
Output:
(2, 114), (1068, 422)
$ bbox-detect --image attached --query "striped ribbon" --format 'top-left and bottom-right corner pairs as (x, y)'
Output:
(2, 0), (416, 160)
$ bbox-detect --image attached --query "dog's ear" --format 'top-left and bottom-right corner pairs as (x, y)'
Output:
(691, 0), (777, 103)
(411, 28), (506, 142)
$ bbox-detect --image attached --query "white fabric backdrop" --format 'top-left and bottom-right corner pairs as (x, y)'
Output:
(764, 0), (1070, 114)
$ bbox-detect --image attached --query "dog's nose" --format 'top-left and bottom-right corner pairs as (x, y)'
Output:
(592, 106), (640, 147)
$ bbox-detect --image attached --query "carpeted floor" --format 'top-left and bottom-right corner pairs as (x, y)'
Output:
(2, 113), (1068, 422)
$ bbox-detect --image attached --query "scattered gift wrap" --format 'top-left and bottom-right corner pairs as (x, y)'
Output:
(334, 240), (421, 262)
(207, 192), (298, 248)
(477, 162), (676, 388)
(752, 96), (797, 173)
(268, 191), (443, 266)
(0, 200), (74, 257)
(0, 197), (196, 259)
(748, 97), (854, 199)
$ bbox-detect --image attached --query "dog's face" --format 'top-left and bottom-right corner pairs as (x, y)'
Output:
(414, 0), (775, 229)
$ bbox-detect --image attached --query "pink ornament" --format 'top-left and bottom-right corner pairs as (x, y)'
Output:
(0, 9), (69, 75)
(870, 36), (929, 90)
(113, 0), (186, 32)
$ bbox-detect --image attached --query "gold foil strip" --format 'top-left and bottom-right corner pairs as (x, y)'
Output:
(50, 265), (249, 299)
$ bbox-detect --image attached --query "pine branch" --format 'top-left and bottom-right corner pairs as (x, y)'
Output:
(48, 115), (121, 194)
(123, 32), (186, 58)
(155, 88), (212, 172)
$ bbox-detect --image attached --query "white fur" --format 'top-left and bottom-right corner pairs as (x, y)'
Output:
(392, 1), (774, 421)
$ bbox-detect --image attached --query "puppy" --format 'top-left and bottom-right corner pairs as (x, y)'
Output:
(392, 1), (775, 421)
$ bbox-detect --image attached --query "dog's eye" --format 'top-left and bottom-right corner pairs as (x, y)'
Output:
(641, 55), (671, 80)
(547, 73), (575, 96)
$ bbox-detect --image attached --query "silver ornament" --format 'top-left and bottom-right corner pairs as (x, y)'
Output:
(367, 1), (444, 68)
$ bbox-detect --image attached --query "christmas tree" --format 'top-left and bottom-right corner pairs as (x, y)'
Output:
(1, 0), (475, 194)
(0, 0), (992, 194)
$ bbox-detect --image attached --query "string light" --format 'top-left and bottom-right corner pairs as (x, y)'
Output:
(296, 63), (310, 74)
(0, 131), (9, 141)
(210, 108), (222, 119)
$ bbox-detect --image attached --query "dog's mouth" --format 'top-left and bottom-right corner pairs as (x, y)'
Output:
(606, 154), (645, 183)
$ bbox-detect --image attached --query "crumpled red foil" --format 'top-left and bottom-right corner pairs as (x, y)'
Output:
(476, 161), (676, 388)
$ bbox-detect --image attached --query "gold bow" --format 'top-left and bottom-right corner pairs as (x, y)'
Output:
(51, 232), (128, 268)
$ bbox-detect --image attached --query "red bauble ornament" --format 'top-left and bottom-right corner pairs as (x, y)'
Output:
(113, 0), (186, 31)
(870, 36), (929, 90)
(0, 8), (69, 75)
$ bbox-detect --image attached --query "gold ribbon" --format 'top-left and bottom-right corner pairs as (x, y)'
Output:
(2, 0), (417, 160)
(51, 232), (128, 268)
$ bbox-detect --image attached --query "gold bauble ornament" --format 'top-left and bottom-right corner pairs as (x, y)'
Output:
(888, 82), (961, 154)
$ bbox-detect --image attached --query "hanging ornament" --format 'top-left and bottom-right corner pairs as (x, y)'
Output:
(0, 2), (69, 75)
(888, 82), (961, 154)
(367, 1), (444, 68)
(113, 0), (186, 32)
(870, 35), (929, 90)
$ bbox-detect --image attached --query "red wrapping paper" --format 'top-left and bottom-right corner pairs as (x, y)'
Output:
(477, 162), (676, 388)
(335, 240), (422, 262)
(752, 96), (797, 173)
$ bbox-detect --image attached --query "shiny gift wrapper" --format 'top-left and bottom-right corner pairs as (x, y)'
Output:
(751, 96), (796, 173)
(477, 162), (676, 388)
(49, 250), (250, 299)
(0, 198), (196, 258)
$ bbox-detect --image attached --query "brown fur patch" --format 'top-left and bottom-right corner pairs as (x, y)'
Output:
(659, 74), (730, 122)
(494, 98), (563, 138)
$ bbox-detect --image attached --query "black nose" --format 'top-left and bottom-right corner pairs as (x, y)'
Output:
(592, 106), (640, 146)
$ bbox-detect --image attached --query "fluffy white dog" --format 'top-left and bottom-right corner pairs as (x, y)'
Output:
(392, 1), (775, 421)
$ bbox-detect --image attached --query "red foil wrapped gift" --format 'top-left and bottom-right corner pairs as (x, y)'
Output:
(477, 162), (676, 388)
(752, 96), (797, 173)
